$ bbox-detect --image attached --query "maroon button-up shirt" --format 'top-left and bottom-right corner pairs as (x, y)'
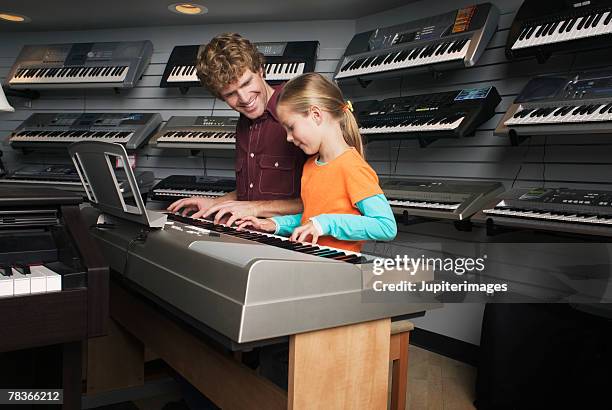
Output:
(234, 83), (307, 201)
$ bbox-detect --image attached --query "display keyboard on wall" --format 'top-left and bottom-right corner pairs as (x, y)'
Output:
(150, 175), (236, 201)
(149, 116), (238, 149)
(381, 178), (503, 221)
(472, 187), (612, 238)
(333, 3), (499, 83)
(495, 69), (612, 141)
(5, 41), (153, 89)
(10, 112), (162, 150)
(356, 86), (500, 144)
(505, 0), (612, 62)
(160, 41), (319, 90)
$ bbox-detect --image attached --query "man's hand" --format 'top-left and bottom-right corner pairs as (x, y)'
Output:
(235, 216), (276, 233)
(167, 196), (218, 217)
(290, 221), (321, 245)
(202, 200), (259, 226)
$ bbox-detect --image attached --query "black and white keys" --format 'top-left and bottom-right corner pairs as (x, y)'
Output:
(10, 65), (129, 85)
(360, 115), (466, 135)
(335, 38), (471, 80)
(264, 62), (306, 81)
(0, 265), (62, 298)
(511, 11), (612, 51)
(483, 201), (612, 226)
(166, 65), (198, 83)
(156, 130), (235, 144)
(11, 129), (134, 144)
(505, 102), (612, 126)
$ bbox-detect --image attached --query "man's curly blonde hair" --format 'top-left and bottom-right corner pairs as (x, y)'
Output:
(196, 33), (265, 98)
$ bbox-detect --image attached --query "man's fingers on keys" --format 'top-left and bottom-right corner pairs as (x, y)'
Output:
(214, 208), (231, 225)
(225, 213), (241, 228)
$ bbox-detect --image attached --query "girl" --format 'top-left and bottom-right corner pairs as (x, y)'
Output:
(236, 73), (396, 252)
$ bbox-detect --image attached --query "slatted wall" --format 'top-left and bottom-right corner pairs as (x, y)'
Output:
(0, 20), (354, 178)
(2, 0), (610, 344)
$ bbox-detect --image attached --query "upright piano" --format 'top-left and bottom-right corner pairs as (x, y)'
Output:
(0, 187), (108, 408)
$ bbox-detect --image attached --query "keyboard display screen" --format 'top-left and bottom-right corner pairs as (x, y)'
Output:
(454, 87), (491, 101)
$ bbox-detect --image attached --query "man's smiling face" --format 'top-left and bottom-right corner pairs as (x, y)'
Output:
(219, 68), (269, 120)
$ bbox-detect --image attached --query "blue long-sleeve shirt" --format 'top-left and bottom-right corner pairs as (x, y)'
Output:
(271, 193), (397, 241)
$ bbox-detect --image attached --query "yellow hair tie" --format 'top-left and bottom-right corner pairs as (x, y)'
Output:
(343, 100), (354, 113)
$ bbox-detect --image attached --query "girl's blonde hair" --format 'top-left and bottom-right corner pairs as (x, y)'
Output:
(277, 73), (364, 156)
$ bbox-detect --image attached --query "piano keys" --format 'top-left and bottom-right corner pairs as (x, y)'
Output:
(160, 41), (319, 90)
(334, 3), (499, 83)
(381, 177), (503, 221)
(495, 69), (612, 140)
(150, 115), (237, 149)
(473, 187), (612, 238)
(6, 41), (153, 89)
(148, 175), (236, 208)
(506, 0), (612, 61)
(10, 112), (162, 150)
(357, 86), (500, 144)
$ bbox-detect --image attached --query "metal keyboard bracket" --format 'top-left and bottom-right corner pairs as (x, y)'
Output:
(356, 77), (372, 88)
(508, 129), (528, 146)
(418, 137), (436, 148)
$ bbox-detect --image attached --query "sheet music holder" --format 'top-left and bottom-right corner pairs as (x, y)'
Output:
(68, 141), (166, 228)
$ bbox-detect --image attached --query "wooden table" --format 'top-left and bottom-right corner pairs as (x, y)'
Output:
(103, 278), (394, 409)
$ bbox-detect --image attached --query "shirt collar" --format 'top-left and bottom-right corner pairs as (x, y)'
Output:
(258, 82), (284, 123)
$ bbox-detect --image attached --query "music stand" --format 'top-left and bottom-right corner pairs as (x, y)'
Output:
(68, 141), (166, 228)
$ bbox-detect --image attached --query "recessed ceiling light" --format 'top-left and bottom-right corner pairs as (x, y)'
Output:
(168, 3), (208, 15)
(0, 12), (31, 23)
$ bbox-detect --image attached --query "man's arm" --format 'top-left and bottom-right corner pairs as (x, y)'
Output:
(167, 190), (238, 215)
(252, 198), (303, 218)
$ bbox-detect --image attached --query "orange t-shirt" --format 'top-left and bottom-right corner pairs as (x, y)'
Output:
(300, 148), (383, 252)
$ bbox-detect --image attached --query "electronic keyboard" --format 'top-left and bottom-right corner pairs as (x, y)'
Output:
(473, 187), (612, 238)
(495, 69), (612, 139)
(160, 41), (319, 89)
(6, 41), (153, 89)
(357, 86), (500, 143)
(0, 164), (155, 195)
(148, 175), (236, 208)
(149, 116), (237, 149)
(86, 206), (434, 344)
(334, 3), (499, 83)
(381, 177), (503, 221)
(506, 0), (612, 61)
(10, 112), (162, 150)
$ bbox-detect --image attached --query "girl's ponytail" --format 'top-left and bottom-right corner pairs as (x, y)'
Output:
(341, 104), (364, 157)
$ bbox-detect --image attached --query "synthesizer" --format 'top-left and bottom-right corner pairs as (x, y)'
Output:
(473, 187), (612, 237)
(85, 207), (433, 344)
(357, 86), (500, 143)
(0, 164), (155, 195)
(381, 177), (503, 221)
(148, 175), (236, 208)
(6, 41), (153, 89)
(495, 70), (612, 139)
(160, 41), (319, 89)
(333, 3), (499, 83)
(506, 0), (612, 61)
(10, 112), (162, 150)
(150, 116), (237, 149)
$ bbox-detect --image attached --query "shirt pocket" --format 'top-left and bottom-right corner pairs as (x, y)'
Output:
(235, 156), (247, 198)
(258, 154), (295, 196)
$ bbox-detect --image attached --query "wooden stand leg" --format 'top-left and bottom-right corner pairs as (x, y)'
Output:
(62, 342), (82, 410)
(288, 318), (391, 410)
(390, 332), (409, 410)
(85, 318), (145, 395)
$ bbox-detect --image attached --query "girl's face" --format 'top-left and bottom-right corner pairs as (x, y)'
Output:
(277, 103), (322, 155)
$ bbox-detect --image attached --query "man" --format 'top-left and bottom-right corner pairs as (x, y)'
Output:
(167, 32), (306, 225)
(164, 32), (305, 410)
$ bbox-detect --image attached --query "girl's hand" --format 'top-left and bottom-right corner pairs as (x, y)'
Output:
(235, 216), (276, 233)
(290, 221), (321, 244)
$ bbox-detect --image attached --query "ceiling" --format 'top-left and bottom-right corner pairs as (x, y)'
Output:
(0, 0), (418, 32)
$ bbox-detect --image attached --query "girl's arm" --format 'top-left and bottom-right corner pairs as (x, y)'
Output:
(271, 213), (303, 236)
(310, 194), (397, 241)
